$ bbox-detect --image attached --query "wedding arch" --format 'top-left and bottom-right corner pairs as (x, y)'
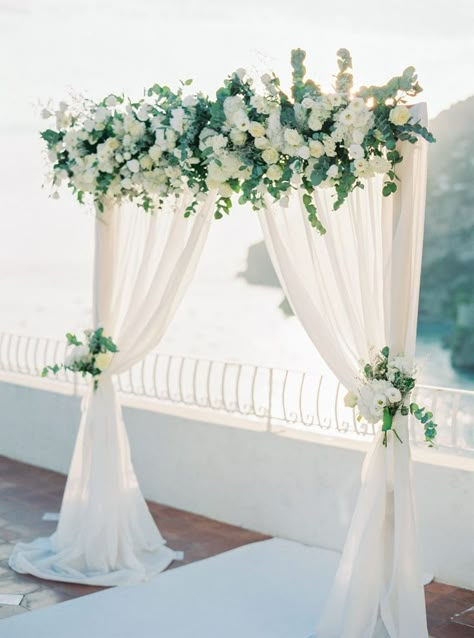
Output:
(10, 50), (434, 638)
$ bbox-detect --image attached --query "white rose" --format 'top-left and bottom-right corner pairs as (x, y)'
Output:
(229, 129), (247, 146)
(338, 108), (355, 125)
(224, 96), (244, 116)
(309, 140), (325, 158)
(389, 105), (411, 126)
(254, 136), (270, 150)
(94, 107), (109, 123)
(232, 110), (250, 131)
(250, 95), (269, 114)
(149, 145), (162, 162)
(266, 165), (283, 181)
(373, 393), (387, 410)
(84, 119), (95, 133)
(370, 156), (391, 174)
(348, 144), (364, 160)
(326, 164), (339, 179)
(353, 158), (372, 177)
(248, 121), (266, 138)
(219, 183), (234, 197)
(170, 107), (186, 134)
(105, 95), (118, 107)
(207, 161), (226, 183)
(95, 351), (114, 372)
(140, 155), (153, 170)
(165, 166), (181, 179)
(123, 152), (132, 161)
(385, 386), (402, 404)
(301, 97), (315, 109)
(182, 95), (198, 107)
(136, 105), (149, 122)
(352, 129), (365, 145)
(323, 137), (337, 157)
(296, 145), (310, 159)
(328, 93), (343, 108)
(349, 97), (366, 113)
(235, 67), (246, 81)
(308, 111), (323, 131)
(262, 147), (279, 164)
(106, 138), (120, 152)
(284, 128), (302, 146)
(290, 172), (302, 187)
(344, 391), (358, 408)
(127, 159), (140, 173)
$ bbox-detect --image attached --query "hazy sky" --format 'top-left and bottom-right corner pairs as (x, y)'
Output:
(1, 0), (473, 129)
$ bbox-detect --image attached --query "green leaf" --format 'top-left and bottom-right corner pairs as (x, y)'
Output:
(41, 129), (62, 146)
(66, 333), (81, 346)
(381, 346), (390, 358)
(382, 407), (393, 432)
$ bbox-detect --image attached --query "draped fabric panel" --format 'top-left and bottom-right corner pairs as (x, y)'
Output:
(260, 104), (428, 638)
(10, 190), (216, 585)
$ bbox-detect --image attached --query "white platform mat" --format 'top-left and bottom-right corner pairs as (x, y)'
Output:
(0, 538), (340, 638)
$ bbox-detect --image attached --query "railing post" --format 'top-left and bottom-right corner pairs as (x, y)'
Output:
(266, 367), (273, 432)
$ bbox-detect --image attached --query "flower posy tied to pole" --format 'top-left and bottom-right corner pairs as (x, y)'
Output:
(345, 346), (438, 447)
(42, 328), (118, 391)
(40, 49), (434, 235)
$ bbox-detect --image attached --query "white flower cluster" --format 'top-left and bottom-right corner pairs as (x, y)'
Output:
(346, 379), (402, 424)
(40, 50), (431, 231)
(43, 94), (203, 208)
(344, 351), (414, 424)
(64, 343), (112, 372)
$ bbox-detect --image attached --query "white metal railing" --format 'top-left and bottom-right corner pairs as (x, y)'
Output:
(0, 332), (473, 454)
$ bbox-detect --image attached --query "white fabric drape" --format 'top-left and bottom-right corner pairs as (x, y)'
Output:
(10, 190), (216, 585)
(260, 104), (428, 638)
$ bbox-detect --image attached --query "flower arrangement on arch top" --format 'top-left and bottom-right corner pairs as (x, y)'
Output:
(40, 48), (435, 235)
(42, 328), (118, 391)
(344, 346), (438, 447)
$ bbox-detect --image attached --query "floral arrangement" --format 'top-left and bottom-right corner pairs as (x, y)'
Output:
(42, 328), (118, 390)
(344, 346), (437, 447)
(41, 49), (434, 234)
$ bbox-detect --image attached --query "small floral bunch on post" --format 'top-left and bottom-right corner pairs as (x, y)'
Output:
(42, 328), (118, 390)
(344, 346), (437, 447)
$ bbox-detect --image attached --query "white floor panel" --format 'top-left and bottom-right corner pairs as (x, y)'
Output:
(0, 538), (340, 638)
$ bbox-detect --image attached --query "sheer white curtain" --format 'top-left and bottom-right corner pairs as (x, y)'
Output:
(260, 105), (428, 638)
(10, 190), (216, 586)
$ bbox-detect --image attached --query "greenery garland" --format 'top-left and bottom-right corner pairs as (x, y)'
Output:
(41, 49), (434, 234)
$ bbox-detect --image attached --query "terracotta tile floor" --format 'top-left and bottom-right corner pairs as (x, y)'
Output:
(0, 456), (473, 637)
